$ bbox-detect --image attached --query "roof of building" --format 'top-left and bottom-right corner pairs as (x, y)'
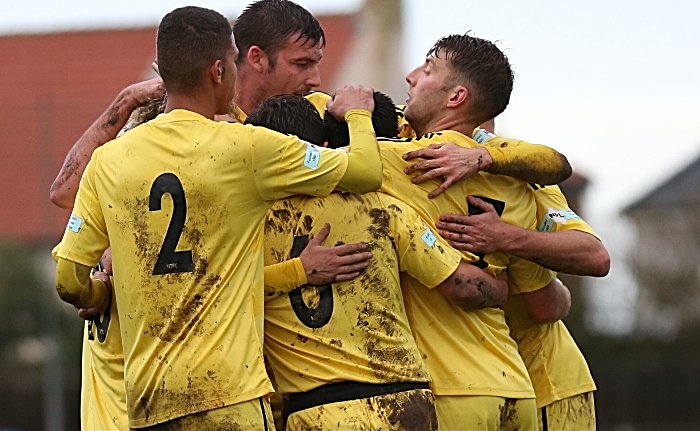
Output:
(624, 153), (700, 214)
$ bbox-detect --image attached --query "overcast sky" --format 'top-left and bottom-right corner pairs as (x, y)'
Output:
(6, 0), (700, 333)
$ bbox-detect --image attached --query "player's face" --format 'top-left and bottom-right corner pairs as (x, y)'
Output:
(218, 34), (239, 116)
(263, 34), (322, 97)
(404, 53), (452, 133)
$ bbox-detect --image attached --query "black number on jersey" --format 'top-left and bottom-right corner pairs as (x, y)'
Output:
(87, 290), (113, 343)
(287, 235), (334, 329)
(88, 260), (112, 343)
(467, 196), (506, 269)
(149, 173), (194, 275)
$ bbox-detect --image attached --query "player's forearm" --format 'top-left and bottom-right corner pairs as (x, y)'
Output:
(522, 278), (571, 323)
(435, 262), (508, 311)
(49, 89), (141, 208)
(335, 110), (383, 194)
(484, 143), (572, 185)
(500, 228), (610, 277)
(264, 258), (307, 300)
(55, 258), (109, 309)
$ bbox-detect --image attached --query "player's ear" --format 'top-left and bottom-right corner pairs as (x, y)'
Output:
(209, 59), (224, 85)
(446, 85), (468, 109)
(323, 141), (329, 148)
(246, 46), (270, 73)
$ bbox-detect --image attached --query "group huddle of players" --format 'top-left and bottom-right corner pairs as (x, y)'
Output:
(50, 1), (610, 430)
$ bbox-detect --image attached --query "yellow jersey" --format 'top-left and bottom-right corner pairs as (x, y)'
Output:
(263, 192), (463, 395)
(505, 184), (597, 407)
(80, 292), (128, 430)
(54, 109), (368, 427)
(377, 130), (555, 398)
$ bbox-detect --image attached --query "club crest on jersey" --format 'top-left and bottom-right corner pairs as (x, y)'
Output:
(303, 141), (321, 170)
(67, 214), (83, 233)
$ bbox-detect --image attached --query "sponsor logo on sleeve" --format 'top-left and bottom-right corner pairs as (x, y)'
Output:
(67, 214), (83, 233)
(473, 128), (496, 144)
(421, 227), (438, 247)
(303, 142), (321, 170)
(538, 208), (581, 232)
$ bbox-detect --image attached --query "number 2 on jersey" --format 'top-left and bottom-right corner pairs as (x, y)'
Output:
(149, 173), (194, 275)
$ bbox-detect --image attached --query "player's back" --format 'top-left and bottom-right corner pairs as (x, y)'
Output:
(89, 109), (346, 427)
(263, 191), (462, 395)
(377, 130), (552, 398)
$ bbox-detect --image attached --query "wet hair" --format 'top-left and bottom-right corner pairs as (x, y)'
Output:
(157, 6), (233, 95)
(245, 95), (325, 145)
(323, 91), (398, 149)
(128, 96), (167, 129)
(234, 0), (325, 67)
(427, 33), (514, 124)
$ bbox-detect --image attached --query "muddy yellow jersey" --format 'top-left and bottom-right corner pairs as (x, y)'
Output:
(263, 192), (462, 395)
(81, 291), (128, 430)
(378, 130), (555, 398)
(54, 109), (358, 427)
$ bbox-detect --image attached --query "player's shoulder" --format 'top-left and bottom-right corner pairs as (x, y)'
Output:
(305, 91), (332, 115)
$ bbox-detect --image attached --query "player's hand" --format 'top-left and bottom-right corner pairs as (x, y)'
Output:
(402, 144), (493, 198)
(436, 196), (514, 254)
(99, 248), (113, 276)
(326, 85), (375, 122)
(125, 77), (165, 109)
(77, 271), (112, 319)
(300, 223), (373, 285)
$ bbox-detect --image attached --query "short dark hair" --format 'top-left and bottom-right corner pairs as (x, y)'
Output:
(428, 33), (514, 124)
(323, 91), (398, 149)
(157, 6), (233, 94)
(245, 95), (325, 145)
(234, 0), (325, 67)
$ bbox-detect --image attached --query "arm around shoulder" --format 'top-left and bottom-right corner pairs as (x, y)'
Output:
(482, 138), (572, 185)
(435, 262), (509, 311)
(521, 278), (571, 324)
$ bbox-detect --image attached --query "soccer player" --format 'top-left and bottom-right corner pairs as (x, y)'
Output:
(367, 34), (569, 430)
(428, 127), (608, 431)
(246, 94), (508, 430)
(53, 6), (383, 430)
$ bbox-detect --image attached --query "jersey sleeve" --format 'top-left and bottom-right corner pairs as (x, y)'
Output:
(305, 91), (332, 116)
(473, 129), (570, 185)
(248, 125), (348, 200)
(387, 198), (462, 288)
(506, 254), (557, 294)
(55, 151), (110, 267)
(263, 258), (307, 300)
(534, 185), (599, 238)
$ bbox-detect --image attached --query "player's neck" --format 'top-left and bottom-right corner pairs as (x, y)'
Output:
(164, 93), (217, 120)
(234, 68), (267, 117)
(418, 114), (478, 138)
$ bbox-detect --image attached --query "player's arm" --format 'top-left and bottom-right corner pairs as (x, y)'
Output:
(402, 132), (571, 198)
(520, 278), (571, 323)
(434, 262), (508, 311)
(50, 78), (164, 208)
(437, 195), (610, 277)
(55, 258), (111, 311)
(327, 86), (383, 194)
(264, 223), (372, 298)
(390, 199), (508, 311)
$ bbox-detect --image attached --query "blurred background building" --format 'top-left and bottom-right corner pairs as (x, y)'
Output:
(1, 0), (699, 430)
